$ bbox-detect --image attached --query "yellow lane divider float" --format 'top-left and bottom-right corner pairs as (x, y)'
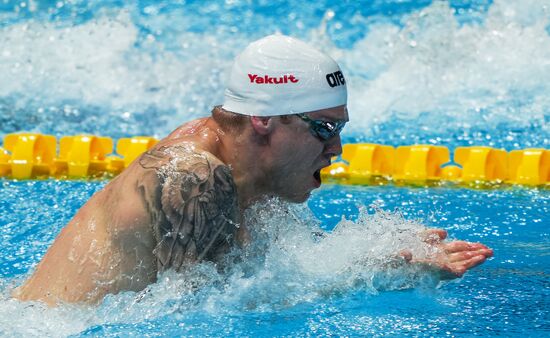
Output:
(321, 143), (548, 187)
(0, 133), (157, 179)
(0, 133), (548, 187)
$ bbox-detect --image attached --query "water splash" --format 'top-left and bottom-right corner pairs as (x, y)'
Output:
(343, 0), (550, 147)
(0, 0), (548, 147)
(0, 197), (447, 336)
(0, 1), (548, 336)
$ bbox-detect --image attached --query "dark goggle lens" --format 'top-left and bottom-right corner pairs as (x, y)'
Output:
(310, 120), (346, 140)
(297, 114), (346, 141)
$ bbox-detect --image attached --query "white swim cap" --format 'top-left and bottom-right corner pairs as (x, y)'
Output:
(222, 34), (347, 116)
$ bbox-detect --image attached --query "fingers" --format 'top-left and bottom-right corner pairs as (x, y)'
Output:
(442, 241), (492, 255)
(447, 248), (493, 263)
(461, 254), (488, 270)
(413, 253), (488, 279)
(447, 254), (488, 277)
(407, 232), (493, 280)
(409, 240), (493, 280)
(435, 244), (492, 278)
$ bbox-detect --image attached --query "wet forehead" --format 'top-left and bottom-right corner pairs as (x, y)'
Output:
(305, 105), (348, 122)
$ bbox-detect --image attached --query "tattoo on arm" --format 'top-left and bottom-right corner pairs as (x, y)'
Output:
(139, 145), (239, 272)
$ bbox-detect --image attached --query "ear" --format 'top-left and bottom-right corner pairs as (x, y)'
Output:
(250, 116), (274, 136)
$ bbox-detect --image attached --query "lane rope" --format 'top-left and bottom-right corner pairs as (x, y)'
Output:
(0, 133), (548, 187)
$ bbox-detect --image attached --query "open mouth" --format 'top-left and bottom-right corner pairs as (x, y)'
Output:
(313, 169), (321, 183)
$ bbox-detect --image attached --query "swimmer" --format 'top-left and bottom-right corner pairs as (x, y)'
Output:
(13, 35), (493, 306)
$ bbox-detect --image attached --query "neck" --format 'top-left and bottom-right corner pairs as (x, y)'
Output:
(214, 124), (269, 209)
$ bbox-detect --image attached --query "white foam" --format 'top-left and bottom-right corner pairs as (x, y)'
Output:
(1, 0), (548, 138)
(0, 0), (547, 334)
(0, 11), (238, 130)
(0, 199), (444, 335)
(342, 0), (550, 134)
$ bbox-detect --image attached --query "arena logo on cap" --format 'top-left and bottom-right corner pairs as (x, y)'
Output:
(248, 74), (299, 84)
(326, 71), (345, 88)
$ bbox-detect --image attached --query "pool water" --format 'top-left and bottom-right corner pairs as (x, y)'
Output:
(1, 0), (549, 336)
(0, 181), (548, 336)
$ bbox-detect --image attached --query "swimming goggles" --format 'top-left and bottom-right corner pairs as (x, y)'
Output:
(295, 113), (347, 141)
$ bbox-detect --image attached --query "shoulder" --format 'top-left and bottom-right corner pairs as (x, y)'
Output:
(165, 118), (210, 140)
(138, 143), (239, 271)
(139, 142), (222, 170)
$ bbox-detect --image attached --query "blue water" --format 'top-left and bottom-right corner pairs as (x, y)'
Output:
(1, 0), (549, 336)
(0, 181), (548, 336)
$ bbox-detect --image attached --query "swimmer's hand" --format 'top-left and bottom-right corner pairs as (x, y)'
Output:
(400, 229), (494, 280)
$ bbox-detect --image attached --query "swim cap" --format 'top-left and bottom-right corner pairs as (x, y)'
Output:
(222, 34), (347, 116)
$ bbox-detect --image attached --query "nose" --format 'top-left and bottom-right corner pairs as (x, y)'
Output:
(324, 134), (343, 158)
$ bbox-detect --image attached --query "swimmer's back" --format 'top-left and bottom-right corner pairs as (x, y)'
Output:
(14, 118), (239, 305)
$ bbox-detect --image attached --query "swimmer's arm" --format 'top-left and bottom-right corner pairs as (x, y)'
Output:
(139, 146), (239, 272)
(405, 229), (494, 279)
(316, 227), (491, 279)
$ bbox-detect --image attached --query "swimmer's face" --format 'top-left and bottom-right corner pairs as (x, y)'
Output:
(268, 105), (348, 202)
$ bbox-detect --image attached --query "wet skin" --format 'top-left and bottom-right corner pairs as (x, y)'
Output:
(14, 121), (244, 305)
(13, 105), (492, 305)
